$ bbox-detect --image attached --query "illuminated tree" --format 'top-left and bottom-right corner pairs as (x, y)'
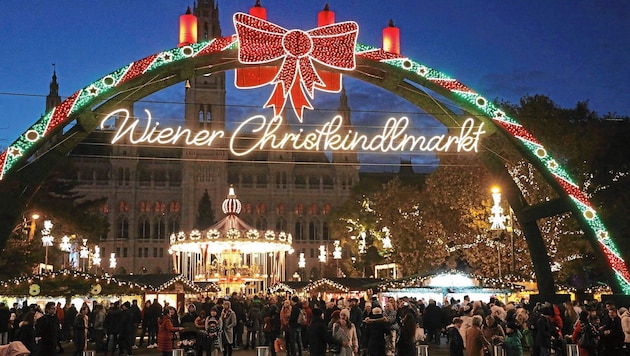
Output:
(195, 189), (215, 230)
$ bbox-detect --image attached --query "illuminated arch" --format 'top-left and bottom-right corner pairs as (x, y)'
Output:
(0, 34), (627, 294)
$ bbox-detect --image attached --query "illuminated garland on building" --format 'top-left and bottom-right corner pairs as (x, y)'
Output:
(0, 12), (627, 293)
(303, 278), (349, 293)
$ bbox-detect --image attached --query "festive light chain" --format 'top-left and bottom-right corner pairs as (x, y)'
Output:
(303, 278), (349, 293)
(268, 283), (296, 294)
(0, 17), (626, 293)
(0, 269), (145, 292)
(354, 43), (630, 294)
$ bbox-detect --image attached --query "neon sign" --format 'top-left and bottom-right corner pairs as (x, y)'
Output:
(102, 109), (485, 156)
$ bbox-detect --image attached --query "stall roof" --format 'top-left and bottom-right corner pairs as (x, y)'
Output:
(115, 274), (219, 293)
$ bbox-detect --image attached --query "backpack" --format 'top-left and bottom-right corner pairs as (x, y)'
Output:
(263, 316), (272, 332)
(297, 308), (307, 326)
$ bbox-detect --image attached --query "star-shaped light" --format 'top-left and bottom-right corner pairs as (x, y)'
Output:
(87, 85), (99, 96)
(8, 147), (22, 158)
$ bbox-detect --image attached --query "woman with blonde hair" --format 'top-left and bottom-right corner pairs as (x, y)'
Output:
(465, 315), (484, 356)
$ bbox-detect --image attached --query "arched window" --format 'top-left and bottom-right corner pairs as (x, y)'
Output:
(154, 201), (166, 214)
(256, 217), (267, 230)
(276, 217), (287, 231)
(116, 216), (129, 239)
(309, 218), (320, 241)
(322, 222), (330, 240)
(198, 105), (204, 123)
(168, 216), (180, 235)
(138, 216), (151, 240)
(295, 220), (305, 241)
(153, 217), (166, 241)
(257, 203), (266, 214)
(276, 204), (285, 215)
(206, 106), (212, 123)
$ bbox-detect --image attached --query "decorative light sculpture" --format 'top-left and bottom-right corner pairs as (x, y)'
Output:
(298, 252), (306, 268)
(249, 0), (267, 20)
(178, 7), (197, 47)
(109, 253), (117, 269)
(41, 220), (54, 271)
(317, 3), (335, 27)
(489, 187), (508, 230)
(59, 235), (71, 252)
(92, 245), (101, 267)
(382, 19), (400, 54)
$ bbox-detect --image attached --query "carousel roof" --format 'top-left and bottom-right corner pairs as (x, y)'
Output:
(169, 186), (293, 254)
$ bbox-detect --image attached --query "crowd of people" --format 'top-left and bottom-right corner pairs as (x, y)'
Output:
(1, 294), (630, 356)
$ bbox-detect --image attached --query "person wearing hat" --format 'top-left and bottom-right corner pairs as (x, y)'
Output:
(534, 307), (554, 356)
(362, 307), (390, 356)
(119, 301), (135, 356)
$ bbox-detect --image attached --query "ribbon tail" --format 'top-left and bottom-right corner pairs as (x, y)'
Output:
(289, 72), (313, 123)
(264, 83), (289, 118)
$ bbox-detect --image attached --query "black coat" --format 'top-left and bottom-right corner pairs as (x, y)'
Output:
(363, 317), (390, 356)
(307, 318), (341, 356)
(35, 314), (60, 356)
(448, 326), (465, 356)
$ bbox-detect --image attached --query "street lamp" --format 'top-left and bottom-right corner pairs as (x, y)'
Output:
(318, 245), (327, 278)
(59, 235), (72, 269)
(333, 240), (342, 277)
(298, 252), (306, 280)
(92, 245), (101, 273)
(489, 187), (509, 278)
(79, 239), (89, 271)
(41, 220), (54, 272)
(109, 253), (117, 271)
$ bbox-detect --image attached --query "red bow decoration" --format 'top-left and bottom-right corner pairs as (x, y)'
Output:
(234, 13), (358, 122)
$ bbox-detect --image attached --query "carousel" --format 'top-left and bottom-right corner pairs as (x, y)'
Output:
(169, 186), (293, 294)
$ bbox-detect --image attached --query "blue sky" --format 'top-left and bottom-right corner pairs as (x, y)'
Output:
(1, 1), (629, 171)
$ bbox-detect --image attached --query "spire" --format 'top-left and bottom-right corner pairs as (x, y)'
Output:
(46, 63), (61, 111)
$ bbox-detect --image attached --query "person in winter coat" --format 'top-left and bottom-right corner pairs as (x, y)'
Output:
(15, 311), (36, 353)
(36, 302), (61, 356)
(332, 309), (358, 356)
(465, 315), (484, 356)
(423, 299), (443, 345)
(220, 300), (237, 356)
(447, 317), (464, 356)
(504, 322), (523, 356)
(571, 311), (598, 356)
(158, 306), (184, 356)
(396, 313), (417, 356)
(205, 308), (223, 356)
(362, 307), (390, 356)
(307, 308), (345, 356)
(72, 305), (89, 356)
(263, 304), (281, 356)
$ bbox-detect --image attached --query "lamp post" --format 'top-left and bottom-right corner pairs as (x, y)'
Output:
(318, 245), (327, 278)
(41, 220), (54, 272)
(28, 213), (40, 241)
(333, 240), (342, 277)
(92, 245), (101, 274)
(298, 252), (306, 280)
(59, 235), (72, 269)
(109, 253), (117, 272)
(489, 187), (508, 278)
(79, 239), (89, 272)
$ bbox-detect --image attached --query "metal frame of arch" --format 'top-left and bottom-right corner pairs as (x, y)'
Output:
(0, 35), (627, 294)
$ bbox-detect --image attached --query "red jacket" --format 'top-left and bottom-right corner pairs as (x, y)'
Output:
(158, 315), (178, 352)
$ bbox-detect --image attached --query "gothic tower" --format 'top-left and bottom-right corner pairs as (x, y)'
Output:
(181, 0), (228, 229)
(46, 66), (61, 111)
(332, 88), (360, 191)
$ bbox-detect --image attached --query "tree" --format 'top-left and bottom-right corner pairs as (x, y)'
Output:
(0, 160), (108, 279)
(195, 189), (215, 230)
